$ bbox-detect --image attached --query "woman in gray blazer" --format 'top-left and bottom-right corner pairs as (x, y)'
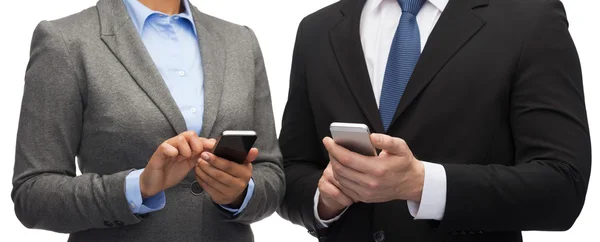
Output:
(12, 0), (284, 241)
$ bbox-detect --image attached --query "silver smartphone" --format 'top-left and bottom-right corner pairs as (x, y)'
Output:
(212, 130), (257, 164)
(329, 122), (377, 156)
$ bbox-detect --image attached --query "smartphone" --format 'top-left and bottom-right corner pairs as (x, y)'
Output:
(329, 122), (377, 156)
(211, 130), (257, 164)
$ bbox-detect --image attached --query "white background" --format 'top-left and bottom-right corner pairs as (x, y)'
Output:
(0, 0), (598, 241)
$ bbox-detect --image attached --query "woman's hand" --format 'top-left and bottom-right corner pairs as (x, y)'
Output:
(195, 145), (258, 207)
(140, 131), (209, 198)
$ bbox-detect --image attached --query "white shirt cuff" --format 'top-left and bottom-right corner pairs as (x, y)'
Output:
(406, 161), (447, 220)
(313, 189), (348, 228)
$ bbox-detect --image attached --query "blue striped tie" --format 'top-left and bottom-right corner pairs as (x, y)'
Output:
(379, 0), (425, 131)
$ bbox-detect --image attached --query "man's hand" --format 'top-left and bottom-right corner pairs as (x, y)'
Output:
(322, 133), (425, 203)
(317, 163), (355, 220)
(195, 140), (258, 207)
(140, 131), (209, 199)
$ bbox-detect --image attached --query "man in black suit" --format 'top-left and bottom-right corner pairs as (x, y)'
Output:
(277, 0), (591, 241)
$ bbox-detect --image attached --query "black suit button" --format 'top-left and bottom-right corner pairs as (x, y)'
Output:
(190, 181), (204, 195)
(373, 230), (385, 242)
(460, 231), (467, 235)
(103, 220), (114, 227)
(114, 220), (124, 227)
(450, 231), (458, 236)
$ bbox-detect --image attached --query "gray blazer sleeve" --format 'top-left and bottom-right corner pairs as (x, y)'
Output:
(12, 21), (142, 233)
(219, 27), (285, 224)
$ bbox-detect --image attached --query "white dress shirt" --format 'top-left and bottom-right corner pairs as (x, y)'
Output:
(314, 0), (449, 228)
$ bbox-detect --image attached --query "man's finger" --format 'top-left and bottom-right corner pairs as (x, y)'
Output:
(328, 172), (343, 189)
(323, 164), (360, 203)
(370, 133), (409, 156)
(336, 179), (363, 202)
(331, 162), (363, 189)
(320, 181), (354, 206)
(323, 137), (372, 173)
(330, 159), (370, 187)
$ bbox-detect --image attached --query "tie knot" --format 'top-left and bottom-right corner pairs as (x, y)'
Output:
(397, 0), (426, 15)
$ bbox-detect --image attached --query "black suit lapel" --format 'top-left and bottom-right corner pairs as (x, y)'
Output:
(330, 0), (385, 134)
(389, 0), (488, 128)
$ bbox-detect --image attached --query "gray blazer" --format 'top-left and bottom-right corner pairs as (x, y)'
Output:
(12, 0), (284, 241)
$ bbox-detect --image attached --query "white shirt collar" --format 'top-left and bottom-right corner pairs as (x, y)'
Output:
(366, 0), (448, 12)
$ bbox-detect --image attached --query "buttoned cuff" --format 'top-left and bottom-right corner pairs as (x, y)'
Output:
(125, 169), (166, 214)
(407, 161), (446, 220)
(219, 178), (255, 216)
(313, 189), (349, 228)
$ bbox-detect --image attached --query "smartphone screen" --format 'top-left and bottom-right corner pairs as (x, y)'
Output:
(212, 131), (257, 164)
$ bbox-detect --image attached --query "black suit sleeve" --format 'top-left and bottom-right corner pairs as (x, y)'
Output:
(439, 0), (591, 232)
(276, 19), (329, 233)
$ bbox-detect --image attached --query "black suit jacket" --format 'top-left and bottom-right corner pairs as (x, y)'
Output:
(277, 0), (591, 241)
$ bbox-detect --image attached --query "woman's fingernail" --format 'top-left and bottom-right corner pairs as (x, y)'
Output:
(201, 152), (210, 160)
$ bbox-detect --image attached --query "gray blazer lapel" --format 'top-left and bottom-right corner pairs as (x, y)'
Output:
(97, 0), (187, 134)
(191, 8), (226, 138)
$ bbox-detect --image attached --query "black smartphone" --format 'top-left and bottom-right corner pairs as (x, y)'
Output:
(211, 130), (257, 164)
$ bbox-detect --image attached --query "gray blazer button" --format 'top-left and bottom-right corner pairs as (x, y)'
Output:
(103, 220), (114, 227)
(114, 220), (124, 227)
(190, 181), (204, 195)
(373, 230), (385, 242)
